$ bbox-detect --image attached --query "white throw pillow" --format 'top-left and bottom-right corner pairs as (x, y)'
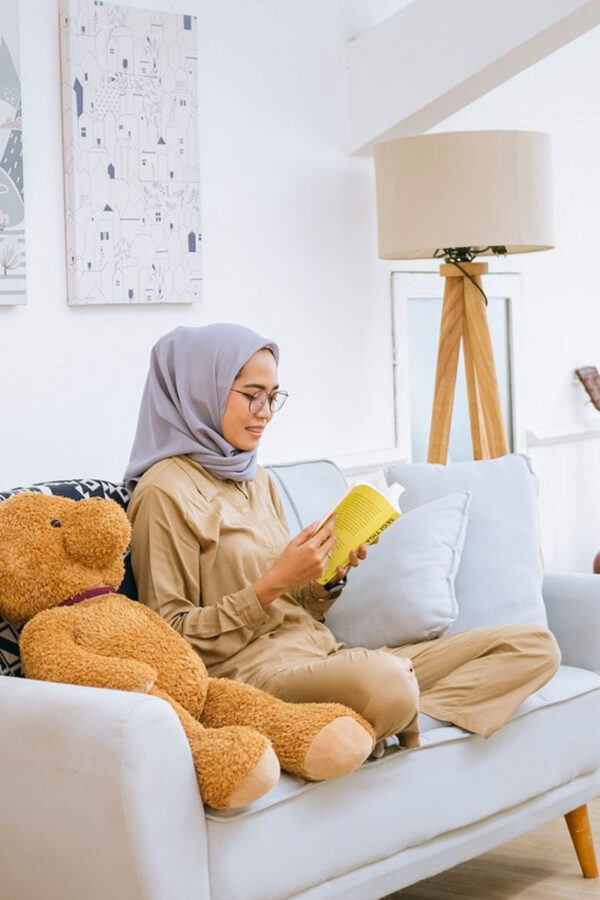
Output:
(326, 491), (471, 649)
(384, 454), (547, 633)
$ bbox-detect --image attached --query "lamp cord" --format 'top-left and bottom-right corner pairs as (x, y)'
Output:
(448, 258), (488, 306)
(432, 246), (507, 307)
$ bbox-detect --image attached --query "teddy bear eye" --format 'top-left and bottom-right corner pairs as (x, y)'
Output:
(50, 519), (62, 528)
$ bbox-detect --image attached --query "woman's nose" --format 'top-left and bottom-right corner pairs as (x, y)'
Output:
(256, 402), (273, 421)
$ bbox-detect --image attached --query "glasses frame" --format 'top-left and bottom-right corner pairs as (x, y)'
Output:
(230, 388), (289, 414)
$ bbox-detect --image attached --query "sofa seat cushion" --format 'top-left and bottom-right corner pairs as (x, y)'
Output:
(385, 454), (547, 633)
(205, 665), (600, 900)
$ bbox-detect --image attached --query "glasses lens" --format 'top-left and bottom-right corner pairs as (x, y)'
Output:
(270, 391), (288, 412)
(249, 391), (268, 414)
(248, 391), (288, 413)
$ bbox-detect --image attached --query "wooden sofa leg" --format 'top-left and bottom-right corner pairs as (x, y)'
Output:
(564, 804), (599, 878)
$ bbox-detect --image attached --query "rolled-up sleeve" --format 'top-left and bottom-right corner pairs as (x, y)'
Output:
(128, 485), (268, 668)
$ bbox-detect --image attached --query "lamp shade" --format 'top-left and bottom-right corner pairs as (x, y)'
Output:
(373, 130), (554, 259)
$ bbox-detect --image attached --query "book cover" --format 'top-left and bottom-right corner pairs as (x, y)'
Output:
(315, 482), (402, 586)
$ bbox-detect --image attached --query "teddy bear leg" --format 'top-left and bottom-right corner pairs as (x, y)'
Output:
(150, 688), (280, 810)
(202, 679), (375, 782)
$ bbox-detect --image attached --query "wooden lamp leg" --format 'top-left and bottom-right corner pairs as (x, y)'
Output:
(461, 267), (508, 459)
(428, 261), (509, 465)
(427, 271), (464, 464)
(565, 805), (599, 878)
(461, 281), (489, 460)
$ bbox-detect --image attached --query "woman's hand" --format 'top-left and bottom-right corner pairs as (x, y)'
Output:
(311, 537), (378, 599)
(336, 542), (369, 580)
(253, 518), (338, 607)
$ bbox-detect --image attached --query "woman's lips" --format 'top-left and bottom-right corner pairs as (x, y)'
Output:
(246, 427), (264, 436)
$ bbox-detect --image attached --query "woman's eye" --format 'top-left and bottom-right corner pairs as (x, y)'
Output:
(50, 519), (62, 528)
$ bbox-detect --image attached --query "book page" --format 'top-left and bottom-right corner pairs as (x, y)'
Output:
(348, 469), (405, 509)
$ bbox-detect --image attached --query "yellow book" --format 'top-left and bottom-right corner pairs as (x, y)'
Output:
(315, 481), (402, 586)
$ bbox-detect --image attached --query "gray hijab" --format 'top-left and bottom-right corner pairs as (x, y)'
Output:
(124, 323), (279, 492)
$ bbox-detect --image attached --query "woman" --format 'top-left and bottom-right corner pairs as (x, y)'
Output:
(125, 323), (560, 750)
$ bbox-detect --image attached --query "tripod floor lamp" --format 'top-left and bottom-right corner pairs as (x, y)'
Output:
(373, 130), (554, 464)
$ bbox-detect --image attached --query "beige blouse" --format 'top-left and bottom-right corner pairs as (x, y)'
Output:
(127, 455), (341, 684)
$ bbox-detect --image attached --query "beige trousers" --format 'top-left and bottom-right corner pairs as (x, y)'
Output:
(257, 625), (561, 747)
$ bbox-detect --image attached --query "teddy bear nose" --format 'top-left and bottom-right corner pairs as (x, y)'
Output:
(62, 498), (131, 568)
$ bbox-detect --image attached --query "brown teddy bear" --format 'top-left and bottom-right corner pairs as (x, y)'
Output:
(0, 492), (375, 810)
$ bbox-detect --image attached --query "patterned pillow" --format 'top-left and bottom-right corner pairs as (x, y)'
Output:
(0, 478), (135, 677)
(0, 616), (21, 677)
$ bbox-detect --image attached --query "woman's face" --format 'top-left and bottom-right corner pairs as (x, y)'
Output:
(221, 349), (279, 451)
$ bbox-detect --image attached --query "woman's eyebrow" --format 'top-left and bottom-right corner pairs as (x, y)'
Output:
(242, 382), (280, 391)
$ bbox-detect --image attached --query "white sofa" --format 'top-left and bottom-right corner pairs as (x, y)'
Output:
(0, 455), (599, 900)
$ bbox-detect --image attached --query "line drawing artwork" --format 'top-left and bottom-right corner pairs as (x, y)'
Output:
(0, 0), (26, 306)
(60, 0), (201, 305)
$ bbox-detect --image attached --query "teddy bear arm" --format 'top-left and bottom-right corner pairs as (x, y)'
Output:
(20, 614), (157, 693)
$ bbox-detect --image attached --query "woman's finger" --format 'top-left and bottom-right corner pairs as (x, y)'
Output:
(313, 516), (336, 546)
(294, 520), (321, 545)
(357, 544), (368, 560)
(321, 533), (337, 559)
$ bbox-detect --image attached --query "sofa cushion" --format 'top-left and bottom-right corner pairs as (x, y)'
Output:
(0, 478), (134, 677)
(0, 618), (21, 677)
(205, 665), (600, 900)
(266, 460), (348, 535)
(326, 491), (471, 648)
(385, 454), (547, 633)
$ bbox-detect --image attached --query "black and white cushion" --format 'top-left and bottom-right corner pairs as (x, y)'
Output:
(0, 478), (135, 677)
(0, 617), (21, 677)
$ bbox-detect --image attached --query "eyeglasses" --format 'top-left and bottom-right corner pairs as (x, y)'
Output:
(230, 389), (289, 414)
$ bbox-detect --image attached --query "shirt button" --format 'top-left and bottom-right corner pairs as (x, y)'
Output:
(242, 505), (249, 514)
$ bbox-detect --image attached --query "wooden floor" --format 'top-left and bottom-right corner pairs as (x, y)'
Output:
(387, 798), (600, 899)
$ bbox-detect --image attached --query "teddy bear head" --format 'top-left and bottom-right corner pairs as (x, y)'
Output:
(0, 493), (131, 628)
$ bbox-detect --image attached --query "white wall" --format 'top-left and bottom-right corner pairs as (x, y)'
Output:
(5, 0), (600, 572)
(1, 0), (401, 488)
(389, 24), (600, 572)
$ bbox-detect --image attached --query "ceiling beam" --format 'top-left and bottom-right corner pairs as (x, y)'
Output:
(348, 0), (600, 156)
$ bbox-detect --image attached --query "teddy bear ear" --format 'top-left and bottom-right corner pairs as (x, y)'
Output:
(62, 497), (131, 567)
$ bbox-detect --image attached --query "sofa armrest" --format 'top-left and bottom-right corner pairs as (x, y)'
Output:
(0, 677), (209, 900)
(543, 572), (600, 673)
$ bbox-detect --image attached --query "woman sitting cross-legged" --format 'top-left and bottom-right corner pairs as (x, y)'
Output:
(124, 323), (560, 753)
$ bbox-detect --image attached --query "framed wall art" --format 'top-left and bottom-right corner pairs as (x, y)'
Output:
(60, 0), (201, 305)
(0, 0), (26, 305)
